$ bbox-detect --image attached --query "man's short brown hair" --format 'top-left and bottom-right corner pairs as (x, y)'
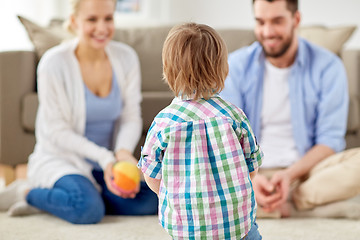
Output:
(252, 0), (298, 14)
(162, 23), (229, 100)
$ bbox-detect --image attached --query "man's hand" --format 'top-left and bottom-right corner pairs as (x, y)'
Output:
(252, 174), (282, 211)
(265, 170), (292, 212)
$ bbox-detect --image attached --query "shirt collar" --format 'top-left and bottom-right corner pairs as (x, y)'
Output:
(296, 37), (306, 67)
(172, 93), (220, 102)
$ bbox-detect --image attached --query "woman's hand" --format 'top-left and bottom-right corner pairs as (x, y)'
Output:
(103, 149), (142, 198)
(115, 149), (138, 165)
(115, 149), (144, 181)
(104, 161), (140, 199)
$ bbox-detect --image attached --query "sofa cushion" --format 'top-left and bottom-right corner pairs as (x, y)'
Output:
(17, 16), (74, 60)
(298, 25), (356, 55)
(217, 29), (256, 53)
(141, 91), (174, 131)
(113, 26), (172, 92)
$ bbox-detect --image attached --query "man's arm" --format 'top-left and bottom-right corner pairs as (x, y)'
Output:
(282, 144), (335, 183)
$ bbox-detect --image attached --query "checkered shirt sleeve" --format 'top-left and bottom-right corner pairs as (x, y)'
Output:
(237, 117), (263, 172)
(138, 122), (167, 179)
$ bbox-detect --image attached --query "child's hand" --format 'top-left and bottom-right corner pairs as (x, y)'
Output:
(143, 174), (161, 196)
(249, 168), (258, 180)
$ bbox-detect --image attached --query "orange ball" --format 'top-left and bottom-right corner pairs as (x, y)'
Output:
(112, 162), (140, 193)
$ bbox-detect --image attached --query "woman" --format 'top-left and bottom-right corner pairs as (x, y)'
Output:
(0, 0), (157, 224)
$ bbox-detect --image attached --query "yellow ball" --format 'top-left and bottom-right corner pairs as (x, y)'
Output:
(112, 162), (140, 193)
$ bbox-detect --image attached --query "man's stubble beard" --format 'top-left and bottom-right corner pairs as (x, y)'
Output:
(260, 28), (295, 58)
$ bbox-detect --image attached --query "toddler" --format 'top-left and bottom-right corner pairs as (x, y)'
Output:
(138, 22), (263, 240)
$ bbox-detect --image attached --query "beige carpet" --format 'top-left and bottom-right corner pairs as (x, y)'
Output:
(1, 212), (359, 240)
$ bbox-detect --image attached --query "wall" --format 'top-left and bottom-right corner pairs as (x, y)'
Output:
(153, 0), (360, 49)
(0, 0), (64, 51)
(1, 0), (359, 50)
(300, 0), (359, 48)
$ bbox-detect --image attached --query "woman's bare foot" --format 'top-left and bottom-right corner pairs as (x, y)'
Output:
(8, 200), (41, 216)
(0, 179), (29, 211)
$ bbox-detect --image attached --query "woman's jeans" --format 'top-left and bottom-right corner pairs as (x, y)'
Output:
(26, 170), (158, 224)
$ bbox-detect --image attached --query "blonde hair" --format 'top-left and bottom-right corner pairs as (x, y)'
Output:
(64, 0), (117, 34)
(162, 23), (229, 100)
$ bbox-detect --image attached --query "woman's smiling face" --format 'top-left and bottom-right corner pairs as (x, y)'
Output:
(71, 0), (116, 50)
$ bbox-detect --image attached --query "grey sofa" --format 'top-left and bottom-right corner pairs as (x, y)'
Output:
(0, 25), (359, 166)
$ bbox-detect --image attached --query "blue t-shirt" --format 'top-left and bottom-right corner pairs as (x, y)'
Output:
(84, 72), (122, 169)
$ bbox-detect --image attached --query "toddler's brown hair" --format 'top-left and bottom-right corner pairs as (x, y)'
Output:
(162, 22), (229, 100)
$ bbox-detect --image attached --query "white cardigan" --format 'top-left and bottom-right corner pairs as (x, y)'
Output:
(27, 39), (142, 188)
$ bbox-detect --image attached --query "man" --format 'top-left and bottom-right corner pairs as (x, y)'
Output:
(221, 0), (360, 218)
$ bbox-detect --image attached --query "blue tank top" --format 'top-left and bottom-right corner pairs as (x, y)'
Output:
(84, 72), (122, 169)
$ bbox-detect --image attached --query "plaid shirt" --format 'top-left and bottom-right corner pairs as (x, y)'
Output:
(138, 95), (263, 239)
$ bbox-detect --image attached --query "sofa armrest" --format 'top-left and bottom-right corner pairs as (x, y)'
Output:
(22, 93), (38, 132)
(341, 49), (360, 133)
(132, 91), (173, 160)
(141, 91), (174, 132)
(341, 49), (360, 148)
(0, 51), (37, 166)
